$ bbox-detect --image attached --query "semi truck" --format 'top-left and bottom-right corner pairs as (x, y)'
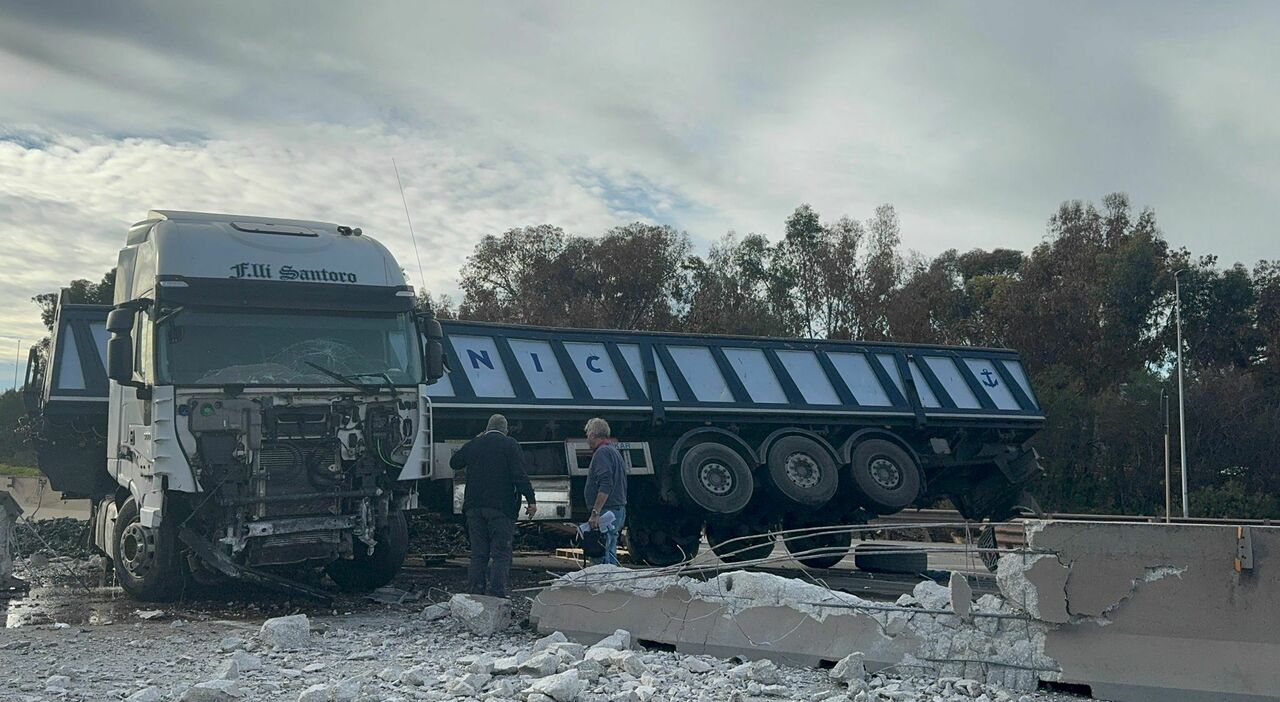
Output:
(25, 210), (1044, 600)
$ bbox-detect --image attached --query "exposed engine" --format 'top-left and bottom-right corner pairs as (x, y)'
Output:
(181, 394), (416, 568)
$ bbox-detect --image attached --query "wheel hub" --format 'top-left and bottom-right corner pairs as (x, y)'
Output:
(868, 456), (903, 489)
(783, 452), (821, 489)
(699, 461), (735, 496)
(119, 522), (158, 579)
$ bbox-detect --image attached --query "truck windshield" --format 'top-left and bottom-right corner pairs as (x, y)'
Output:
(156, 309), (421, 386)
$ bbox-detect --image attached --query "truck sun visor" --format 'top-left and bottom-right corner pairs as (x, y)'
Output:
(155, 276), (415, 312)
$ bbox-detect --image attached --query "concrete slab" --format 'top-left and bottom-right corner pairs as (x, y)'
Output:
(3, 477), (90, 521)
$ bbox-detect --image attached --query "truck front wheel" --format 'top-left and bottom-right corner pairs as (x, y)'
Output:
(326, 511), (408, 592)
(113, 496), (187, 601)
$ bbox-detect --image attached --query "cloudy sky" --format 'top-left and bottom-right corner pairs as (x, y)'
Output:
(2, 1), (1278, 387)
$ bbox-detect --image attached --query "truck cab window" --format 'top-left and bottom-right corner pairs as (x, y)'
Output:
(156, 309), (421, 386)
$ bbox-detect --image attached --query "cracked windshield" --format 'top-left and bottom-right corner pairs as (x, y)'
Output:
(158, 309), (420, 385)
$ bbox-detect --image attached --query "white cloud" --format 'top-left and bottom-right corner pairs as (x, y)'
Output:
(0, 126), (634, 345)
(1, 0), (1278, 373)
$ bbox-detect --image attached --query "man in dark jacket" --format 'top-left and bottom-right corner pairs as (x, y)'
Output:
(449, 414), (536, 598)
(583, 417), (627, 565)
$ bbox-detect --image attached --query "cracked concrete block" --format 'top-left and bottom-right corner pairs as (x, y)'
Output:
(949, 572), (973, 623)
(997, 553), (1069, 624)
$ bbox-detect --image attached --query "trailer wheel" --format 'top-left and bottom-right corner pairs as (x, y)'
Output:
(763, 436), (839, 507)
(848, 439), (922, 514)
(706, 514), (776, 564)
(853, 543), (928, 574)
(678, 442), (754, 514)
(781, 512), (852, 569)
(326, 511), (409, 592)
(113, 496), (187, 601)
(626, 512), (702, 566)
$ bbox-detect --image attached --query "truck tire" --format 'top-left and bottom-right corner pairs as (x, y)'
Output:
(853, 543), (928, 574)
(326, 511), (409, 592)
(706, 516), (776, 564)
(763, 435), (839, 507)
(848, 439), (921, 514)
(627, 512), (702, 566)
(113, 496), (187, 601)
(781, 512), (851, 569)
(678, 442), (754, 514)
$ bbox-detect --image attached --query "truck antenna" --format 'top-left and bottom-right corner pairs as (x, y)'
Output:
(392, 158), (427, 294)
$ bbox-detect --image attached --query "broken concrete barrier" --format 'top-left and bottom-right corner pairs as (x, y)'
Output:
(0, 491), (20, 581)
(532, 520), (1280, 702)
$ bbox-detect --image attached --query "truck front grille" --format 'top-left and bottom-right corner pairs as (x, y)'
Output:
(256, 441), (341, 518)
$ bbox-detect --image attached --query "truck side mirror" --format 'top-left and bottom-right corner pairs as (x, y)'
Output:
(419, 313), (445, 383)
(424, 317), (445, 384)
(106, 307), (136, 385)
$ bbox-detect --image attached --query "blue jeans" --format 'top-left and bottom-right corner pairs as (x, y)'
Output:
(597, 506), (626, 566)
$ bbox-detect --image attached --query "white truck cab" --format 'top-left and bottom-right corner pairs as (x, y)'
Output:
(60, 210), (443, 599)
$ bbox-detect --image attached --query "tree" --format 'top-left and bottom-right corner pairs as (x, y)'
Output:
(456, 223), (691, 330)
(32, 268), (116, 331)
(683, 234), (787, 336)
(457, 225), (567, 324)
(1001, 194), (1168, 393)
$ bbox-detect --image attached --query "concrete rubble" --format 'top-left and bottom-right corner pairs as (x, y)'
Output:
(0, 586), (1081, 702)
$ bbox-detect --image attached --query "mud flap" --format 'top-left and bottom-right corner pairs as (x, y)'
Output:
(179, 528), (333, 601)
(993, 446), (1042, 484)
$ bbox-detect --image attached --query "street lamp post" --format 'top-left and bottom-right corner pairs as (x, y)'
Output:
(1175, 269), (1189, 519)
(1161, 387), (1171, 523)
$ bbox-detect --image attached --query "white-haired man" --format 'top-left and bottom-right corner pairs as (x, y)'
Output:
(583, 417), (627, 565)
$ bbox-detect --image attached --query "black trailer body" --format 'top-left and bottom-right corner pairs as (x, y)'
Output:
(22, 297), (115, 498)
(423, 320), (1044, 565)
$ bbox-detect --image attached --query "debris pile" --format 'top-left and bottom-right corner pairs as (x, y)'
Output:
(407, 513), (572, 556)
(0, 587), (1079, 702)
(10, 517), (91, 559)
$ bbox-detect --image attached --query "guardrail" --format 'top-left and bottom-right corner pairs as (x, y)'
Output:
(871, 508), (1276, 527)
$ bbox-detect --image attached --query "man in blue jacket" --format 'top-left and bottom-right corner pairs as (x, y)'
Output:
(583, 417), (627, 565)
(450, 414), (536, 597)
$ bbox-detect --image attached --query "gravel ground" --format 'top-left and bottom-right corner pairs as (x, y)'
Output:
(0, 597), (1086, 702)
(2, 533), (1087, 702)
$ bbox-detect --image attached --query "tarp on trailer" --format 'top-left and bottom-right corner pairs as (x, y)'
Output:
(430, 321), (1043, 426)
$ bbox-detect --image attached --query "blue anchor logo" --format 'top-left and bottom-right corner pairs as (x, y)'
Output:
(980, 369), (999, 388)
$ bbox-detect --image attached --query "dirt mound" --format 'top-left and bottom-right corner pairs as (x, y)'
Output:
(407, 513), (572, 555)
(12, 517), (91, 559)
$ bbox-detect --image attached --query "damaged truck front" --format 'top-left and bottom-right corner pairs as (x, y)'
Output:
(24, 211), (445, 600)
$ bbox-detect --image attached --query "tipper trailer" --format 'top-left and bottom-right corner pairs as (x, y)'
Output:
(419, 320), (1045, 566)
(26, 210), (1045, 599)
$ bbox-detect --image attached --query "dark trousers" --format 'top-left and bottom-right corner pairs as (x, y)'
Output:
(466, 507), (515, 598)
